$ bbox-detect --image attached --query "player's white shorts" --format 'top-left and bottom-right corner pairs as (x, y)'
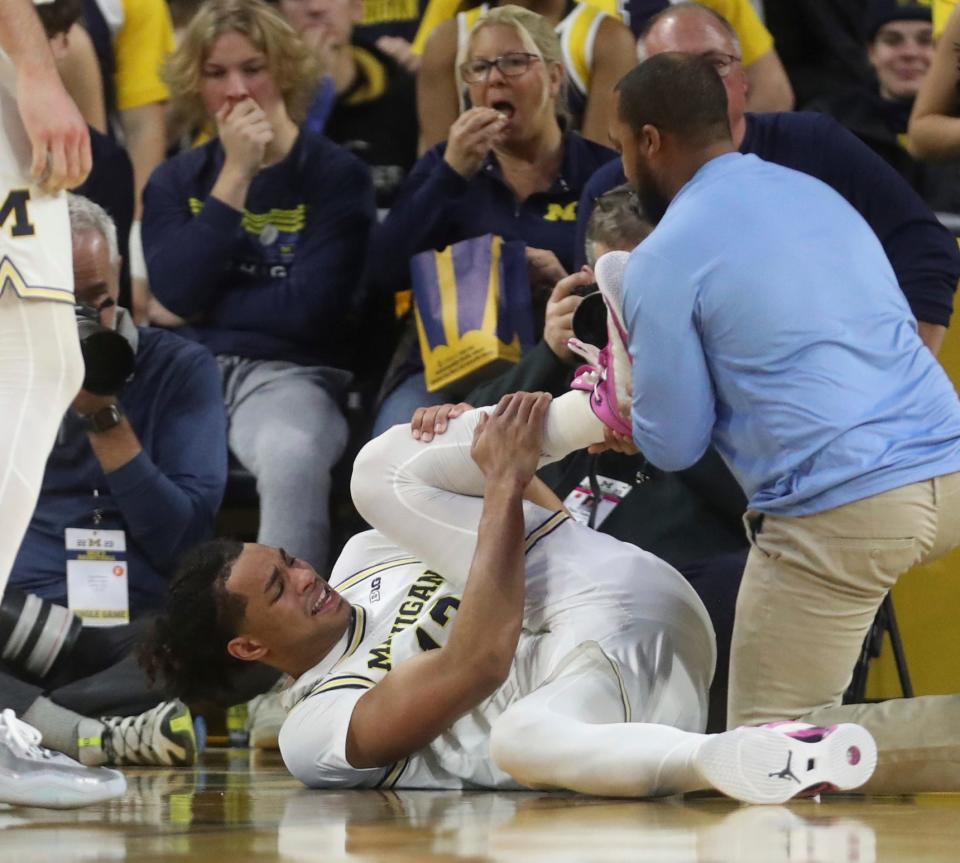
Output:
(506, 510), (717, 731)
(0, 54), (73, 305)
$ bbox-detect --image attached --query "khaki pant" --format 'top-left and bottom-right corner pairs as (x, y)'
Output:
(728, 472), (960, 793)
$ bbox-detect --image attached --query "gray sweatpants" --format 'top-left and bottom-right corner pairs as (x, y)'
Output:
(219, 356), (351, 571)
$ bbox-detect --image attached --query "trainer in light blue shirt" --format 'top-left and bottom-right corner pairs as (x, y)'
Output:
(623, 152), (960, 516)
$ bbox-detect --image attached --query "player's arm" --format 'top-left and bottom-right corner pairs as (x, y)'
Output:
(0, 0), (91, 191)
(579, 17), (637, 147)
(708, 0), (794, 112)
(908, 4), (960, 160)
(744, 49), (794, 113)
(56, 23), (108, 134)
(416, 19), (460, 154)
(345, 392), (551, 769)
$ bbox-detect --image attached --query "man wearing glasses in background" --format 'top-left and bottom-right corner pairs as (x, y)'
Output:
(575, 1), (959, 357)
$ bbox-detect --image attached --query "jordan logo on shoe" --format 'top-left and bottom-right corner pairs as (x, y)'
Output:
(768, 751), (801, 783)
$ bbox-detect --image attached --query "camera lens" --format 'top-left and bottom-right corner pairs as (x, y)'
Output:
(572, 291), (608, 347)
(75, 304), (135, 396)
(0, 590), (82, 679)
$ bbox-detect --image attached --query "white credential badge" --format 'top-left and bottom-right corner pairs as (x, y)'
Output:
(65, 528), (129, 627)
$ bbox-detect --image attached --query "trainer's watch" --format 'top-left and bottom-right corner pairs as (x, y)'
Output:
(81, 403), (125, 433)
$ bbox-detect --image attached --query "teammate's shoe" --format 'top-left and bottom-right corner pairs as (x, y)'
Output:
(568, 250), (634, 437)
(102, 700), (197, 767)
(694, 721), (877, 804)
(0, 709), (126, 808)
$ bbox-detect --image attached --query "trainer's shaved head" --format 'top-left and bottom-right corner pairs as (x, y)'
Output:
(610, 53), (734, 223)
(616, 52), (730, 147)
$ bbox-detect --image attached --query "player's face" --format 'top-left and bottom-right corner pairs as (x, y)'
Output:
(72, 227), (120, 330)
(868, 21), (933, 101)
(225, 544), (352, 676)
(643, 17), (747, 127)
(199, 32), (285, 119)
(465, 24), (561, 144)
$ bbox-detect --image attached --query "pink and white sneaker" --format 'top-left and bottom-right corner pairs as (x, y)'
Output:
(694, 721), (877, 804)
(568, 251), (634, 438)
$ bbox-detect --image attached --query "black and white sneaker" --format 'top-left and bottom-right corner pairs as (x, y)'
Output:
(102, 700), (197, 767)
(695, 721), (877, 804)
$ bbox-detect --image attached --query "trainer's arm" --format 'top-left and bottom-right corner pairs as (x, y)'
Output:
(624, 251), (716, 471)
(345, 392), (551, 769)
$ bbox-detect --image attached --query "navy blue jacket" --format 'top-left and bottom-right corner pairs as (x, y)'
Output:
(371, 133), (617, 295)
(575, 111), (960, 327)
(10, 327), (228, 616)
(143, 132), (376, 368)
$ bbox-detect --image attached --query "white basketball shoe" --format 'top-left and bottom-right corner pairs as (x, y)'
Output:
(695, 721), (877, 804)
(0, 709), (126, 809)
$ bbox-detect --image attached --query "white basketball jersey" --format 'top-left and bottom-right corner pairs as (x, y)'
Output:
(279, 514), (716, 790)
(0, 49), (74, 304)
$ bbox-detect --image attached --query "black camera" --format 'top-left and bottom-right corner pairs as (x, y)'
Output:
(75, 303), (135, 396)
(572, 290), (608, 348)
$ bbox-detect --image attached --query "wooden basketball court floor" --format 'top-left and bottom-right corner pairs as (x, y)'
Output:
(1, 750), (958, 863)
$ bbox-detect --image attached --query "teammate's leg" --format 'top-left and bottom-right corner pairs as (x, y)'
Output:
(0, 292), (83, 596)
(351, 391), (604, 585)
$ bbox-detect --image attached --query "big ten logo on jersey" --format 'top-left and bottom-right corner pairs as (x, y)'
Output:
(370, 577), (382, 603)
(0, 189), (35, 238)
(367, 572), (461, 671)
(544, 201), (577, 222)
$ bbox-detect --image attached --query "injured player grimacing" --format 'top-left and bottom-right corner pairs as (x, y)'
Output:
(144, 391), (876, 803)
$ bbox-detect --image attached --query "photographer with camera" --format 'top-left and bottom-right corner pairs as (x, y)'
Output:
(0, 194), (228, 779)
(9, 194), (228, 614)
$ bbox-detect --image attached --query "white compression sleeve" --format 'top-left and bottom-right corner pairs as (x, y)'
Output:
(350, 391), (605, 587)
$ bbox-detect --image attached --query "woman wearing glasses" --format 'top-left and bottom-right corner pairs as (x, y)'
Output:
(417, 0), (635, 151)
(370, 5), (617, 433)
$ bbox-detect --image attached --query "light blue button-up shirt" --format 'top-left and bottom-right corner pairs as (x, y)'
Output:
(623, 152), (960, 516)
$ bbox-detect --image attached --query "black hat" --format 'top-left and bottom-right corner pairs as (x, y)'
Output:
(864, 0), (932, 42)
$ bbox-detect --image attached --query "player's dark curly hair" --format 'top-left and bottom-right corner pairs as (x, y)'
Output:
(140, 538), (249, 699)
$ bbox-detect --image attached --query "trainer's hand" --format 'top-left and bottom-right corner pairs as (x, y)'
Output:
(444, 107), (507, 178)
(17, 68), (91, 193)
(471, 392), (551, 487)
(545, 267), (594, 363)
(587, 426), (639, 456)
(411, 402), (473, 441)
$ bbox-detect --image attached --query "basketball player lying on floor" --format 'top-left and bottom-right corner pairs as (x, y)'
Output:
(144, 391), (876, 803)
